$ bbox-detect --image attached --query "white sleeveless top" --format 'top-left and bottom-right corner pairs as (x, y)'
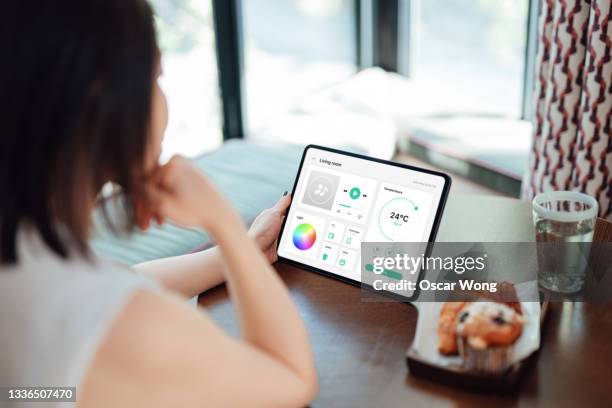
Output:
(0, 229), (160, 407)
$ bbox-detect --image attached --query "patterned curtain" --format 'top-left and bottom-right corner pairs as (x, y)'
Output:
(522, 0), (612, 219)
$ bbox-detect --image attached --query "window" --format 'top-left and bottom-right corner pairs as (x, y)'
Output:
(241, 0), (358, 132)
(407, 0), (529, 118)
(150, 0), (223, 159)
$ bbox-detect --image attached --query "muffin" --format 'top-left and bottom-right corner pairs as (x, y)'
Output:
(456, 302), (523, 372)
(437, 282), (523, 356)
(438, 302), (469, 355)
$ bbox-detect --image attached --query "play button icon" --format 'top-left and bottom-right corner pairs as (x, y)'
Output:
(349, 187), (361, 200)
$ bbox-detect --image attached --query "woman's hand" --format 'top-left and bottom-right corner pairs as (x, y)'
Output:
(145, 156), (237, 233)
(140, 156), (291, 263)
(248, 193), (291, 263)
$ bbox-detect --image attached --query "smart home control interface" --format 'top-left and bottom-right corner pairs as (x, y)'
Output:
(278, 146), (449, 284)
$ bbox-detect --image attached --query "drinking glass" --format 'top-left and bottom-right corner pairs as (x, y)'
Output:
(532, 191), (598, 294)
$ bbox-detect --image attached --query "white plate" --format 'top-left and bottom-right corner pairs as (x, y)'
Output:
(410, 282), (541, 367)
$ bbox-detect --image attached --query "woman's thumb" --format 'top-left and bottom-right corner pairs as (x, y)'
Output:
(274, 191), (292, 212)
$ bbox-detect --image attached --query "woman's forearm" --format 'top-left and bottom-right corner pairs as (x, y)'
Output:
(133, 247), (225, 298)
(209, 210), (316, 384)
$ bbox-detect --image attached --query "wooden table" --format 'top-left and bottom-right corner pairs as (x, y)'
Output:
(198, 196), (612, 407)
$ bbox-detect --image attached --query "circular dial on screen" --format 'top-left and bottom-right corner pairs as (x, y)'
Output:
(377, 197), (420, 241)
(292, 223), (317, 250)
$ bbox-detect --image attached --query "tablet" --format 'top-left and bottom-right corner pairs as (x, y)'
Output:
(277, 145), (451, 291)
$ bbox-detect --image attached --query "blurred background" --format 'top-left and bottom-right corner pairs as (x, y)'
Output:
(150, 0), (538, 196)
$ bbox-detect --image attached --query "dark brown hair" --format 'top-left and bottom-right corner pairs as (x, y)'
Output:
(0, 0), (158, 263)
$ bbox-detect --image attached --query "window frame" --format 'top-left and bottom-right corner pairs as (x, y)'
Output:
(211, 0), (538, 140)
(522, 0), (540, 121)
(212, 0), (367, 140)
(212, 0), (246, 141)
(391, 0), (539, 120)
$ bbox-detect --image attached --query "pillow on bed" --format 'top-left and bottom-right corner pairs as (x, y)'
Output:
(91, 141), (364, 265)
(91, 141), (303, 264)
(91, 140), (368, 265)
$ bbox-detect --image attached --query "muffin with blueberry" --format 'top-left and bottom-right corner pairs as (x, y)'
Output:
(438, 281), (522, 358)
(455, 301), (523, 372)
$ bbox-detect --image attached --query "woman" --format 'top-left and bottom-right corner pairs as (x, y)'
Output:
(0, 1), (317, 407)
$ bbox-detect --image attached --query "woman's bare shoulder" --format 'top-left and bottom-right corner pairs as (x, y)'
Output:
(78, 289), (316, 408)
(78, 289), (227, 407)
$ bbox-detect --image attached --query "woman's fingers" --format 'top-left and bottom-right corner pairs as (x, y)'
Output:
(133, 190), (154, 230)
(134, 156), (214, 230)
(144, 174), (176, 225)
(145, 181), (168, 212)
(141, 155), (236, 230)
(273, 193), (292, 213)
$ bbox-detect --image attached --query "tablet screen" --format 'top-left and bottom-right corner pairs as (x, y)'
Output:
(277, 145), (450, 285)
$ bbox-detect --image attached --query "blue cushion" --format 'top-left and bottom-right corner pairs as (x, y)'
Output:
(90, 141), (305, 265)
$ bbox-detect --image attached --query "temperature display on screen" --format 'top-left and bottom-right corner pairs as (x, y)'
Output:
(389, 212), (411, 223)
(366, 183), (434, 242)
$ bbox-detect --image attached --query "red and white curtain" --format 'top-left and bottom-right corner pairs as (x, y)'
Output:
(522, 0), (612, 219)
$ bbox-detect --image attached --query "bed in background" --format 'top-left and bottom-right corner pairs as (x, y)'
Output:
(90, 140), (366, 265)
(91, 69), (403, 265)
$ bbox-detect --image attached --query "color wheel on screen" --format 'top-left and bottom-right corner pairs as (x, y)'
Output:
(293, 223), (317, 250)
